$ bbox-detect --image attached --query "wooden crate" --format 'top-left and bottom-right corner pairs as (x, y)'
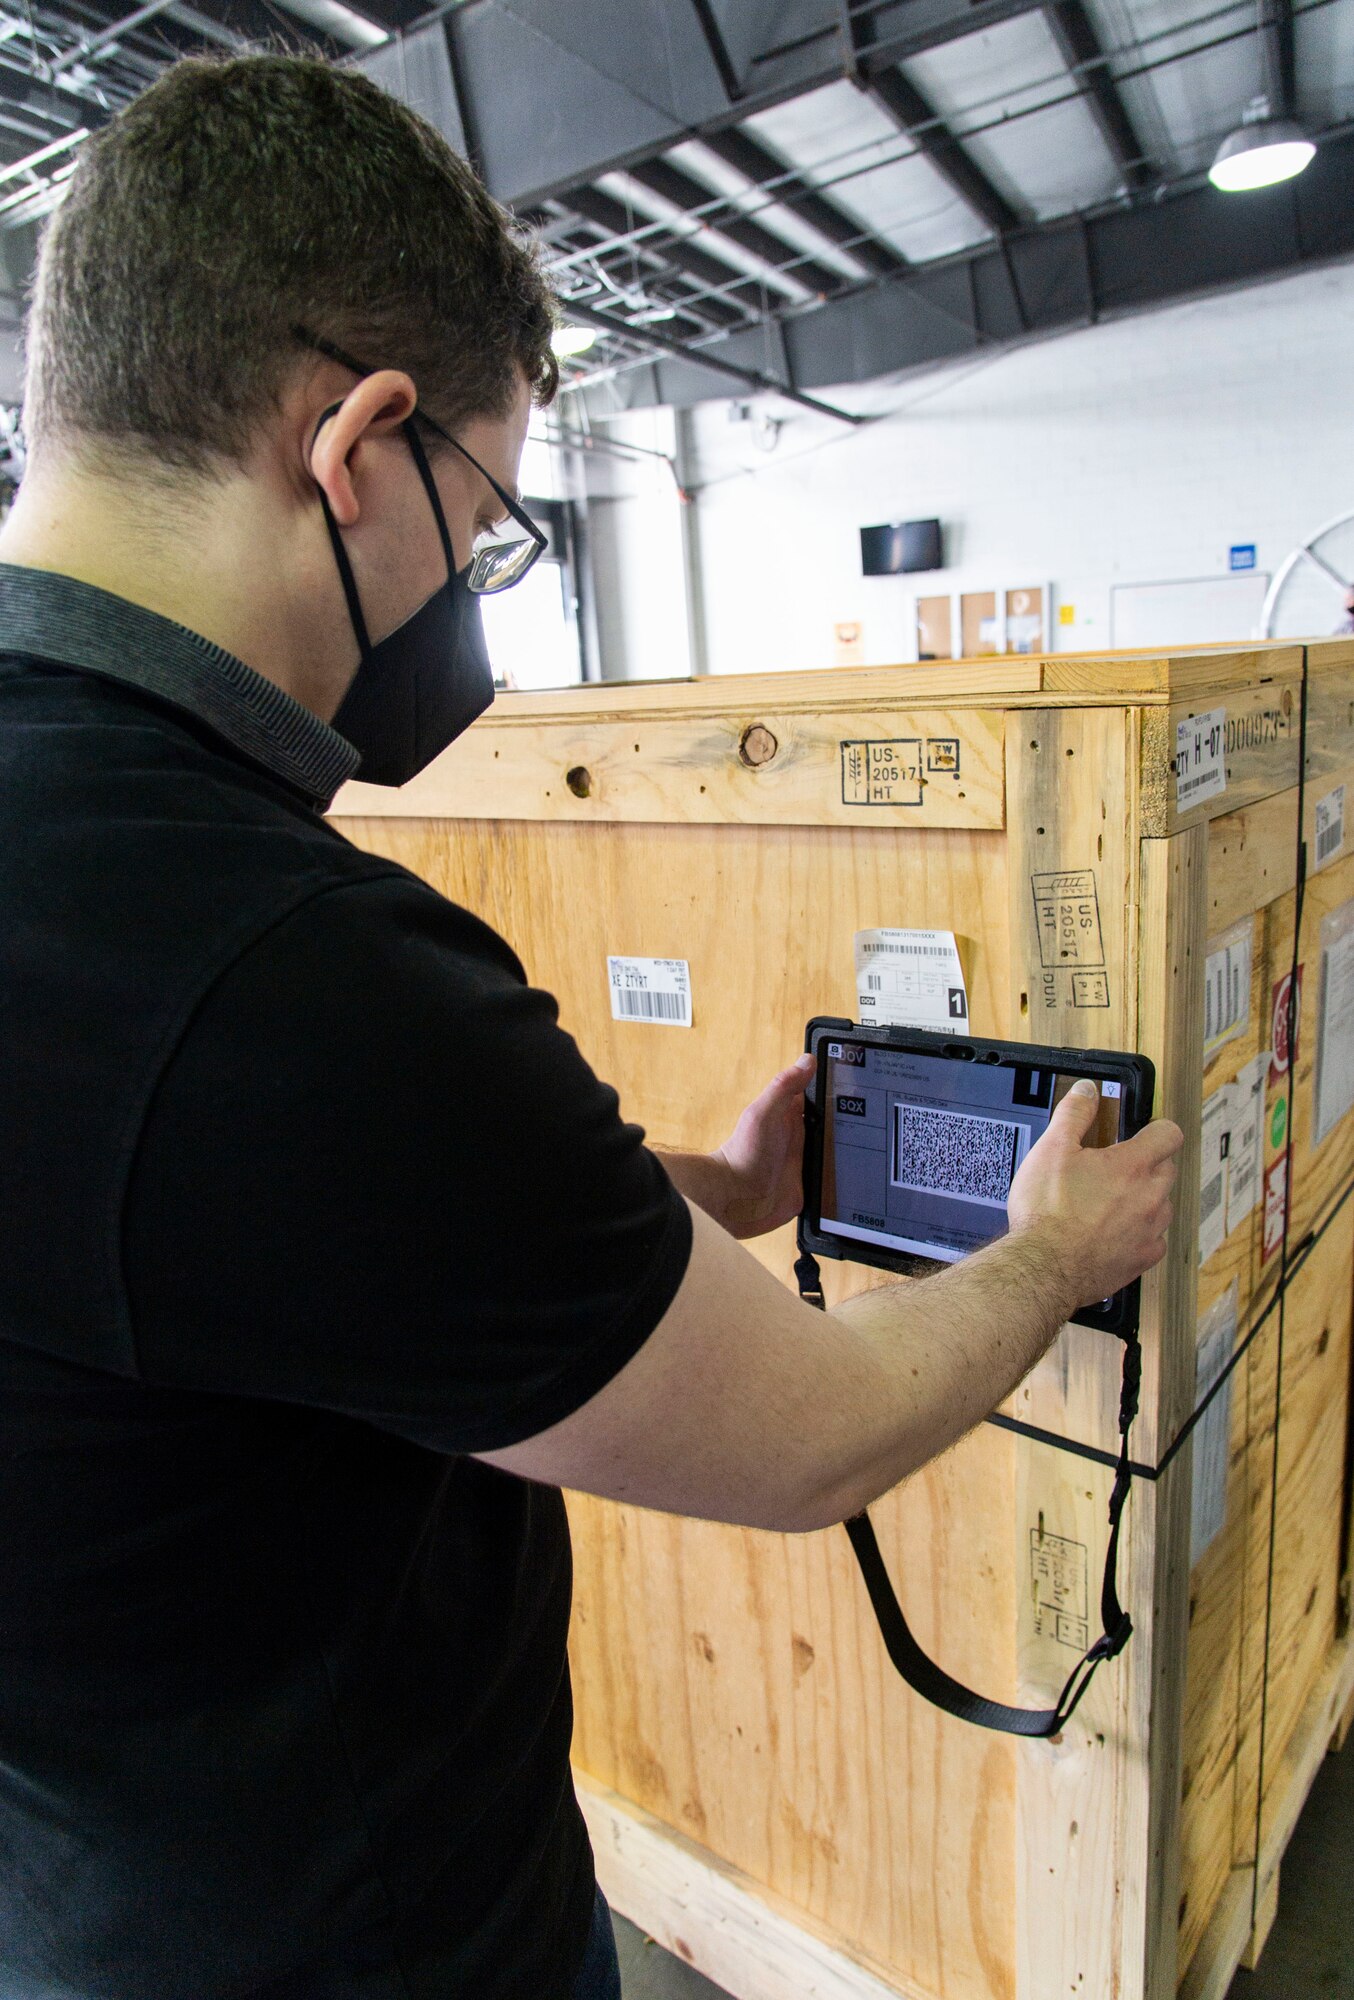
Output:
(331, 640), (1354, 2000)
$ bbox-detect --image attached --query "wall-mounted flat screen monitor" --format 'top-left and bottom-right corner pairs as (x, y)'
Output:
(860, 518), (943, 575)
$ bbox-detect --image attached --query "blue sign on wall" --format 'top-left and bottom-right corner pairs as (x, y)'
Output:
(1230, 544), (1257, 572)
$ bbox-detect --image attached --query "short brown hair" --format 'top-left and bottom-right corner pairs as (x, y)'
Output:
(25, 54), (558, 472)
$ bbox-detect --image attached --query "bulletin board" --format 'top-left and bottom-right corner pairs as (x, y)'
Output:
(915, 585), (1048, 660)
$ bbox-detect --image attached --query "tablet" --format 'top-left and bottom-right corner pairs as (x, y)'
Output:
(798, 1017), (1157, 1337)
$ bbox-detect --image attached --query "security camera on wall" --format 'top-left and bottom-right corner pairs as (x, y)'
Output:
(860, 518), (944, 575)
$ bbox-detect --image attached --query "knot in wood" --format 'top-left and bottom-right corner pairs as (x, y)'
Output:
(739, 724), (779, 768)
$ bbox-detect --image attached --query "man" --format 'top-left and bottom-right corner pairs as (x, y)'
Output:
(0, 53), (1181, 2000)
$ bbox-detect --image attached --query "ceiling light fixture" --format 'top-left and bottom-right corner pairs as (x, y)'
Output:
(550, 324), (599, 358)
(1209, 94), (1315, 191)
(1209, 2), (1317, 193)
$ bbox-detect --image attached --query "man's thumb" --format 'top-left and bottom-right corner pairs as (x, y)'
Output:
(1051, 1078), (1102, 1137)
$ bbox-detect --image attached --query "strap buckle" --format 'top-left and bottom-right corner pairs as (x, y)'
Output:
(794, 1251), (826, 1311)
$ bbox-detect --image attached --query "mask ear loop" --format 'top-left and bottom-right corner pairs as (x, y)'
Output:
(403, 419), (459, 579)
(313, 402), (375, 665)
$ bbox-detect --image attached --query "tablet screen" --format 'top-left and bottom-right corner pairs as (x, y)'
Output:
(818, 1039), (1122, 1263)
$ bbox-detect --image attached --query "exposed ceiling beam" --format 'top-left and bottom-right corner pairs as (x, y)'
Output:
(0, 62), (90, 132)
(557, 293), (865, 424)
(1044, 0), (1155, 192)
(864, 66), (1022, 237)
(558, 183), (760, 328)
(450, 0), (1043, 209)
(47, 0), (180, 73)
(767, 0), (1044, 74)
(687, 0), (744, 101)
(164, 2), (252, 50)
(698, 125), (907, 278)
(0, 103), (73, 151)
(570, 124), (1354, 417)
(624, 154), (847, 298)
(332, 0), (435, 33)
(264, 0), (389, 49)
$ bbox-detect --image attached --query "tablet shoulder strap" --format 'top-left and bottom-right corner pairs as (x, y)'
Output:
(794, 1250), (1138, 1739)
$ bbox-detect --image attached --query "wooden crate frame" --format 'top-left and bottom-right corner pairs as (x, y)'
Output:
(332, 639), (1354, 2000)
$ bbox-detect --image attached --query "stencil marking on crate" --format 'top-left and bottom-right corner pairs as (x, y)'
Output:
(1030, 869), (1112, 1010)
(840, 735), (965, 806)
(1029, 1528), (1090, 1652)
(1032, 869), (1105, 968)
(1224, 706), (1289, 754)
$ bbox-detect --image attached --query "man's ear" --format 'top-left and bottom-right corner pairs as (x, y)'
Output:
(307, 369), (417, 529)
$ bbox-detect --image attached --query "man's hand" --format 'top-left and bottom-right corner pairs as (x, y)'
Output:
(713, 1053), (817, 1238)
(658, 1053), (815, 1240)
(1007, 1079), (1183, 1313)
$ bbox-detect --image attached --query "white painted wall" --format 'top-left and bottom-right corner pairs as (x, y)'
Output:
(576, 259), (1354, 678)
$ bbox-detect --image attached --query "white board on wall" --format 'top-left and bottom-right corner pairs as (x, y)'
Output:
(1110, 573), (1271, 648)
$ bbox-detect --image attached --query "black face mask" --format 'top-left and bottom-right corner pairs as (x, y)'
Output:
(319, 415), (494, 788)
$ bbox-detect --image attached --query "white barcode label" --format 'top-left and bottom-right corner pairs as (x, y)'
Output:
(1225, 1051), (1267, 1235)
(1203, 918), (1253, 1062)
(853, 927), (969, 1032)
(1176, 707), (1227, 814)
(1315, 897), (1354, 1144)
(1314, 785), (1345, 871)
(607, 956), (692, 1028)
(1198, 1084), (1231, 1266)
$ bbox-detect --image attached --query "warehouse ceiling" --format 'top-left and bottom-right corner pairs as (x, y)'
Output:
(0, 0), (1349, 415)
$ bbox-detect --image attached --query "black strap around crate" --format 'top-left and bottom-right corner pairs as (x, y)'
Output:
(794, 1248), (1141, 1738)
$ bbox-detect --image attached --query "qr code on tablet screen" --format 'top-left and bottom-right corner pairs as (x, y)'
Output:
(892, 1105), (1023, 1209)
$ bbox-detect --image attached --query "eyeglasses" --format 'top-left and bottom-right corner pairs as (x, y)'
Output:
(292, 326), (548, 595)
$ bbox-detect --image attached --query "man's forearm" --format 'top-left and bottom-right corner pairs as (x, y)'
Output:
(659, 1144), (794, 1241)
(801, 1224), (1075, 1528)
(480, 1204), (1095, 1537)
(653, 1159), (1076, 1526)
(654, 1148), (736, 1231)
(479, 1082), (1175, 1536)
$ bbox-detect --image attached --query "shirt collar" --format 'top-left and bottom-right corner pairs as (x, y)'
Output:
(0, 562), (360, 808)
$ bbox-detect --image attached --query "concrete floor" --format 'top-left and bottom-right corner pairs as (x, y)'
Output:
(611, 1728), (1354, 1998)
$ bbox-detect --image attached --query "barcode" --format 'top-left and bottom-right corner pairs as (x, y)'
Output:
(892, 1104), (1022, 1209)
(614, 988), (690, 1022)
(862, 942), (950, 957)
(866, 974), (882, 990)
(1203, 933), (1250, 1049)
(1315, 787), (1344, 871)
(1200, 1171), (1223, 1222)
(1204, 963), (1236, 1043)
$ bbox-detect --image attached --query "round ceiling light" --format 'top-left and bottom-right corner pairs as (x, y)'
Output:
(550, 323), (598, 359)
(1209, 115), (1315, 192)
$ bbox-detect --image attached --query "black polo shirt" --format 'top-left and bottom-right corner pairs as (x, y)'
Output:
(0, 564), (692, 1999)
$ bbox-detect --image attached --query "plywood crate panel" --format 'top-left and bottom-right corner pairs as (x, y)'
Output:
(333, 641), (1354, 2000)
